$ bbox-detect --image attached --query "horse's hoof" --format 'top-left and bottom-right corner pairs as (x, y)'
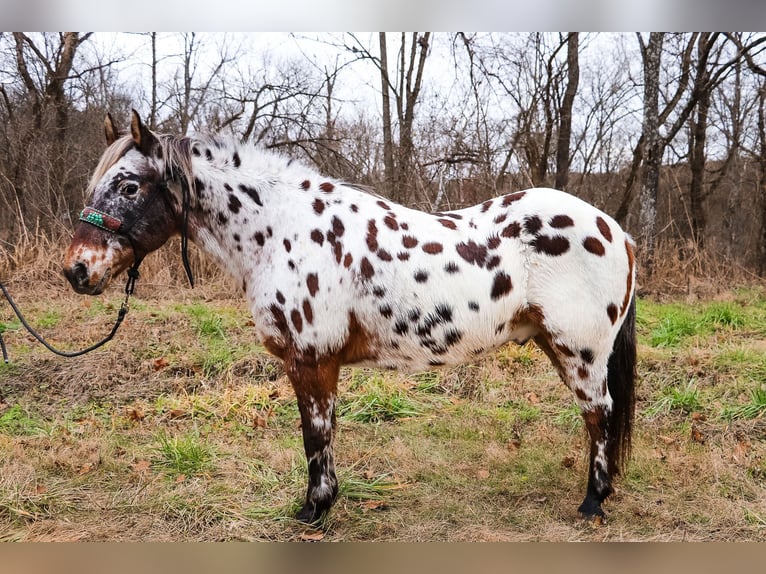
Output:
(296, 503), (323, 525)
(577, 500), (607, 524)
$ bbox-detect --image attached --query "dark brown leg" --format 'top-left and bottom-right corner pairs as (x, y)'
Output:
(285, 351), (341, 524)
(578, 405), (614, 520)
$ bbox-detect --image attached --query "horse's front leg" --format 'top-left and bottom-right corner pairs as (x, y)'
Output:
(285, 352), (341, 524)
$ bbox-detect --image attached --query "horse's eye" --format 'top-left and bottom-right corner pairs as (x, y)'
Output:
(120, 182), (139, 198)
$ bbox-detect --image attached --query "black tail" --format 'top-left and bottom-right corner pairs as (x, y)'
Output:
(606, 295), (637, 475)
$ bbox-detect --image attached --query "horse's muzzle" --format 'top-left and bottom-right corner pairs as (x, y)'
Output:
(63, 262), (110, 295)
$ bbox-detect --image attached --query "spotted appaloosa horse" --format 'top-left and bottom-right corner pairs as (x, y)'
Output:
(64, 111), (637, 524)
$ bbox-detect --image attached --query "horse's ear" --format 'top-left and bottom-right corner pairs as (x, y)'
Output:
(104, 113), (119, 146)
(130, 109), (157, 156)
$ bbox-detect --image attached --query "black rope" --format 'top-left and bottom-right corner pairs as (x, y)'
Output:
(0, 156), (195, 363)
(0, 265), (139, 363)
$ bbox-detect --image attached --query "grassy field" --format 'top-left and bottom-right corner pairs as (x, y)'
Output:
(1, 275), (766, 541)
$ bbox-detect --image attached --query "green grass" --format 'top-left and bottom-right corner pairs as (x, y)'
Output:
(0, 404), (48, 436)
(339, 377), (430, 423)
(153, 430), (214, 477)
(721, 387), (766, 421)
(637, 297), (764, 348)
(644, 379), (703, 418)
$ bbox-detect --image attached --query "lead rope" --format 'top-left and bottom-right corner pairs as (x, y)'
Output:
(0, 263), (139, 363)
(0, 162), (194, 363)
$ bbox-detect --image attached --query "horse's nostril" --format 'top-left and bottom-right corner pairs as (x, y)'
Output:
(64, 262), (89, 287)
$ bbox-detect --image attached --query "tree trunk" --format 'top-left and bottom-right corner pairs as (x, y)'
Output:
(637, 32), (665, 276)
(554, 32), (580, 191)
(379, 33), (395, 198)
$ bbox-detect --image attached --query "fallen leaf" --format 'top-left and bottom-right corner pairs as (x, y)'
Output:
(653, 448), (666, 461)
(506, 440), (521, 451)
(253, 414), (267, 429)
(526, 392), (540, 404)
(132, 460), (151, 473)
(152, 357), (169, 371)
(691, 412), (707, 421)
(175, 474), (186, 483)
(659, 435), (676, 445)
(126, 407), (145, 422)
(35, 484), (48, 495)
(691, 427), (705, 444)
(362, 470), (376, 480)
(476, 469), (490, 480)
(360, 500), (386, 511)
(299, 530), (325, 542)
(732, 440), (751, 463)
(561, 456), (575, 469)
(169, 409), (186, 419)
(533, 496), (548, 504)
(78, 462), (95, 475)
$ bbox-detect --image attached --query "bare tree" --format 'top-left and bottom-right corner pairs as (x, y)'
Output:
(555, 32), (580, 190)
(636, 32), (664, 273)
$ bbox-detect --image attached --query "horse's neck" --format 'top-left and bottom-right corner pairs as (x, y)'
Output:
(184, 151), (302, 274)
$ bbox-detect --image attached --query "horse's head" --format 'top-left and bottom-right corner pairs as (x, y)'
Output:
(64, 110), (180, 295)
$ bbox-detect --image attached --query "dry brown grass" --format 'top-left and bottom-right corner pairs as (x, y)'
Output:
(2, 238), (766, 541)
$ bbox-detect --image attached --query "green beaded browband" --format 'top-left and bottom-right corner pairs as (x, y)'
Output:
(79, 207), (122, 233)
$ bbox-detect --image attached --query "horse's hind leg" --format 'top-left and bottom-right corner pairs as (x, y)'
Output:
(284, 352), (341, 524)
(534, 334), (616, 520)
(578, 402), (613, 520)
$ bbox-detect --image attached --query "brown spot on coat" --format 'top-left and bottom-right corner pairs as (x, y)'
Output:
(301, 180), (311, 190)
(523, 215), (543, 235)
(490, 271), (513, 300)
(550, 214), (574, 228)
(487, 235), (501, 250)
(575, 388), (590, 402)
(481, 200), (493, 212)
(377, 249), (393, 261)
(311, 229), (324, 246)
(303, 299), (314, 324)
(501, 222), (521, 238)
(283, 238), (292, 252)
(607, 304), (618, 324)
(422, 242), (443, 254)
(414, 270), (429, 283)
(494, 214), (507, 224)
(307, 273), (319, 297)
(360, 257), (375, 280)
(384, 215), (399, 230)
(532, 235), (570, 256)
(596, 216), (613, 242)
(402, 235), (418, 249)
(438, 218), (457, 230)
(397, 252), (410, 261)
(456, 240), (488, 267)
(227, 194), (242, 214)
(376, 200), (391, 210)
(313, 198), (325, 214)
(583, 236), (605, 256)
(291, 309), (303, 333)
(577, 366), (589, 379)
(502, 191), (526, 206)
(331, 216), (345, 237)
(366, 219), (379, 252)
(343, 253), (353, 268)
(319, 182), (335, 193)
